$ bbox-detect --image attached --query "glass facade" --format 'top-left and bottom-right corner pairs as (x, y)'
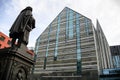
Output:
(66, 8), (74, 40)
(76, 13), (81, 75)
(66, 8), (69, 40)
(54, 15), (61, 61)
(68, 9), (74, 39)
(110, 45), (120, 68)
(113, 56), (120, 68)
(85, 18), (89, 36)
(44, 24), (52, 69)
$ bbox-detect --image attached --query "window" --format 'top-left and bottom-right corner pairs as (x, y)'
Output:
(66, 9), (74, 40)
(0, 36), (5, 41)
(76, 13), (81, 75)
(66, 8), (69, 40)
(54, 15), (61, 61)
(7, 40), (11, 45)
(44, 24), (52, 69)
(69, 10), (74, 39)
(85, 18), (89, 36)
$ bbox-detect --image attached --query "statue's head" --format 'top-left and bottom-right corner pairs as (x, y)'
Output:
(25, 6), (32, 11)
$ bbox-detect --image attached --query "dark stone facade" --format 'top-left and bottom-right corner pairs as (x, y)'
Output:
(0, 47), (34, 80)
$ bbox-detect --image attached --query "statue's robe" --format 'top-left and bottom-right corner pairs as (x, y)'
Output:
(9, 9), (35, 45)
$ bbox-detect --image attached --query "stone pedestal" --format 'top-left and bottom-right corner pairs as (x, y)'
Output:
(0, 47), (34, 80)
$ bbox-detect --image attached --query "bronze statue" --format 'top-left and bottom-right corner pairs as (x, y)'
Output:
(9, 6), (35, 47)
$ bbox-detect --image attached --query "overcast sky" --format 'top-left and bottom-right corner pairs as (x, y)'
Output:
(0, 0), (120, 47)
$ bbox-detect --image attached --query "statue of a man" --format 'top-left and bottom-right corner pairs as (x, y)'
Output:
(9, 6), (35, 47)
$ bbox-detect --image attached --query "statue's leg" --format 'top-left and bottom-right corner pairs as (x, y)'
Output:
(11, 38), (16, 47)
(18, 38), (22, 48)
(23, 30), (29, 45)
(25, 30), (29, 45)
(17, 32), (24, 47)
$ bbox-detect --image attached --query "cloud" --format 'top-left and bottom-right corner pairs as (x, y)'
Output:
(94, 0), (120, 45)
(0, 0), (120, 47)
(111, 0), (120, 7)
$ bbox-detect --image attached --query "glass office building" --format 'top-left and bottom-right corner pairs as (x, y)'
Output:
(34, 7), (113, 79)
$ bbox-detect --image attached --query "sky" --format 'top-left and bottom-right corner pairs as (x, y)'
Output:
(0, 0), (120, 47)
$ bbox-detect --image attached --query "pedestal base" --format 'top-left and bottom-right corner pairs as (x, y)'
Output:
(0, 47), (34, 80)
